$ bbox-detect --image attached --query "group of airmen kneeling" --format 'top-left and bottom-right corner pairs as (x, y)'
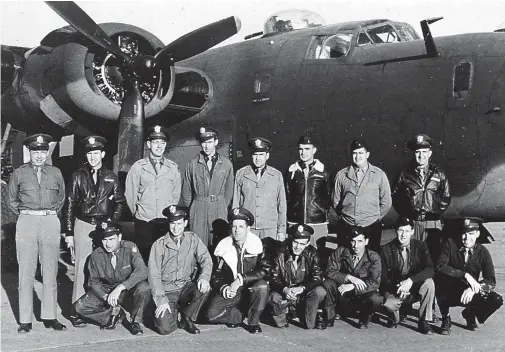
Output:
(7, 125), (503, 338)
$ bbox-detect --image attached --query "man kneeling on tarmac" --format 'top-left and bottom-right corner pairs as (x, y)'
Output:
(267, 223), (327, 329)
(73, 221), (150, 335)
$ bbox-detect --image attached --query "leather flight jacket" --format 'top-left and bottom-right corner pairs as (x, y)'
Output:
(392, 161), (451, 221)
(270, 243), (323, 294)
(285, 160), (330, 224)
(64, 167), (125, 234)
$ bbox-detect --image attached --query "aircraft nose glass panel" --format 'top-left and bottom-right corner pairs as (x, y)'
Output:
(91, 33), (160, 105)
(263, 10), (325, 35)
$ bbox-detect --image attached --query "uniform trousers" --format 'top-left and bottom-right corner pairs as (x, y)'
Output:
(437, 285), (503, 324)
(134, 218), (169, 264)
(154, 281), (210, 335)
(323, 279), (382, 320)
(207, 279), (269, 326)
(72, 218), (95, 303)
(74, 280), (150, 326)
(16, 214), (60, 323)
(268, 285), (326, 329)
(382, 278), (435, 323)
(288, 222), (328, 247)
(336, 219), (382, 253)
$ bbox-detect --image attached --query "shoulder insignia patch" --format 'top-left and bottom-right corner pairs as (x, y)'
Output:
(132, 246), (138, 253)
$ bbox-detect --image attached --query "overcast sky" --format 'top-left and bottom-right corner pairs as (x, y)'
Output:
(1, 0), (504, 49)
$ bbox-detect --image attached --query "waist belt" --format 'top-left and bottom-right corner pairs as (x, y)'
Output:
(195, 195), (225, 202)
(78, 215), (109, 225)
(20, 210), (57, 216)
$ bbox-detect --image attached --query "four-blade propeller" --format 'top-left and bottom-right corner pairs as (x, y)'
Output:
(45, 1), (240, 171)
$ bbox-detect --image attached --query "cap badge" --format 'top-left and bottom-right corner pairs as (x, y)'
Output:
(154, 126), (161, 133)
(169, 205), (176, 214)
(233, 208), (240, 215)
(36, 136), (44, 143)
(255, 139), (262, 147)
(417, 135), (423, 143)
(464, 219), (471, 226)
(88, 137), (95, 145)
(200, 127), (206, 133)
(101, 222), (108, 230)
(298, 225), (304, 233)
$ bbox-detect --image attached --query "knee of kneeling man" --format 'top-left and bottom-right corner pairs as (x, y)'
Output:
(422, 278), (435, 291)
(312, 285), (326, 298)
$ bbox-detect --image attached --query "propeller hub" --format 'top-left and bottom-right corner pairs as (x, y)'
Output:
(131, 55), (158, 78)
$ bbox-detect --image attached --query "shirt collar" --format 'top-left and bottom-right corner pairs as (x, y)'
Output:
(354, 163), (369, 173)
(149, 155), (164, 164)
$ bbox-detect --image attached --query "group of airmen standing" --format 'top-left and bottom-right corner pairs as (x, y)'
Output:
(7, 125), (503, 338)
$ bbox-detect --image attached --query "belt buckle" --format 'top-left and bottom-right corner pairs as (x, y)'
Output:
(210, 195), (216, 202)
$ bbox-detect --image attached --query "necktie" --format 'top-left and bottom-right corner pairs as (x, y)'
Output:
(91, 169), (97, 184)
(357, 168), (365, 185)
(255, 168), (262, 182)
(206, 157), (213, 171)
(353, 255), (360, 268)
(302, 165), (309, 179)
(418, 168), (425, 180)
(464, 248), (472, 263)
(176, 238), (181, 250)
(154, 161), (161, 175)
(111, 253), (117, 269)
(401, 247), (409, 275)
(36, 167), (42, 184)
(292, 255), (299, 271)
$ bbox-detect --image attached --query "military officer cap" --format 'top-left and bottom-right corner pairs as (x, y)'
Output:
(147, 125), (169, 141)
(228, 207), (255, 226)
(95, 220), (122, 239)
(23, 133), (52, 150)
(348, 226), (369, 240)
(297, 136), (315, 145)
(459, 217), (483, 233)
(350, 139), (368, 152)
(248, 137), (272, 152)
(82, 135), (107, 152)
(395, 216), (415, 229)
(289, 223), (314, 240)
(407, 134), (433, 151)
(197, 127), (219, 142)
(162, 205), (189, 222)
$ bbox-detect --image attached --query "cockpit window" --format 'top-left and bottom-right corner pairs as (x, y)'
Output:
(395, 24), (419, 41)
(357, 32), (372, 46)
(366, 24), (400, 43)
(315, 33), (353, 59)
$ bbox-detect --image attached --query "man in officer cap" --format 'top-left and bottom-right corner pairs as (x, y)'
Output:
(285, 136), (331, 247)
(380, 216), (435, 334)
(323, 226), (382, 329)
(332, 139), (391, 252)
(148, 205), (212, 335)
(8, 133), (66, 333)
(436, 217), (503, 335)
(64, 135), (125, 327)
(233, 137), (287, 242)
(73, 221), (150, 335)
(125, 125), (182, 262)
(392, 134), (451, 251)
(181, 127), (234, 247)
(268, 223), (327, 329)
(207, 207), (271, 334)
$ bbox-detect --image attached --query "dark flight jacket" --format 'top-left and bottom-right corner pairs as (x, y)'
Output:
(392, 161), (451, 220)
(380, 239), (434, 294)
(285, 160), (331, 224)
(270, 242), (323, 294)
(64, 166), (125, 234)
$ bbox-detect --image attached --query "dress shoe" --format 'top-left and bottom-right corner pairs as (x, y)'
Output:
(386, 320), (398, 328)
(462, 310), (478, 331)
(225, 323), (241, 328)
(246, 324), (262, 334)
(69, 315), (88, 328)
(418, 320), (434, 335)
(43, 319), (67, 331)
(17, 323), (32, 333)
(314, 314), (327, 330)
(130, 322), (144, 335)
(430, 314), (440, 323)
(358, 315), (372, 330)
(178, 314), (200, 334)
(101, 309), (125, 330)
(440, 316), (451, 335)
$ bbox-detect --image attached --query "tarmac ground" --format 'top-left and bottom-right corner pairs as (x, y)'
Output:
(2, 223), (505, 352)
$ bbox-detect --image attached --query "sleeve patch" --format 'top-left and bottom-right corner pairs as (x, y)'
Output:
(132, 246), (138, 253)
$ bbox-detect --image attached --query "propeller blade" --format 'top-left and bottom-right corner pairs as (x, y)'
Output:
(117, 80), (144, 172)
(45, 1), (130, 62)
(156, 16), (241, 64)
